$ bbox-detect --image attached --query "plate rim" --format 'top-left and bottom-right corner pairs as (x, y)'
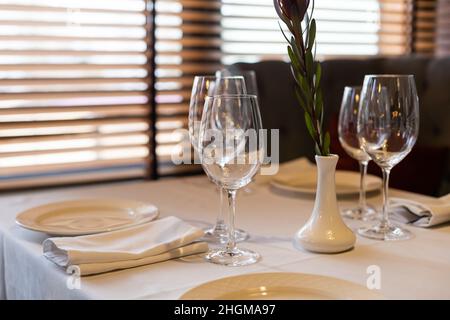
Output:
(15, 198), (159, 236)
(271, 170), (382, 196)
(180, 272), (384, 300)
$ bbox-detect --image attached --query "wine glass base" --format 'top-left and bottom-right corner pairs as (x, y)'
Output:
(358, 223), (412, 241)
(205, 247), (260, 266)
(203, 227), (249, 244)
(342, 206), (378, 221)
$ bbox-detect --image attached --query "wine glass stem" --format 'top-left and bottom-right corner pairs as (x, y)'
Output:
(380, 168), (391, 229)
(358, 161), (369, 211)
(214, 187), (226, 231)
(226, 189), (237, 253)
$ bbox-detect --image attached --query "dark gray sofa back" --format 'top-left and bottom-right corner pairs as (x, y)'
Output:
(233, 56), (449, 154)
(232, 56), (450, 195)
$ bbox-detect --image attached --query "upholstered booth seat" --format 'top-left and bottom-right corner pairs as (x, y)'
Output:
(232, 56), (450, 196)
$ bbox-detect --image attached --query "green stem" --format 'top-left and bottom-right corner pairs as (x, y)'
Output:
(285, 5), (326, 156)
(291, 16), (305, 69)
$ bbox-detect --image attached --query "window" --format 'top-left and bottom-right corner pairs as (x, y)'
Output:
(154, 0), (221, 175)
(0, 0), (416, 190)
(221, 0), (412, 65)
(437, 0), (450, 55)
(0, 0), (153, 190)
(413, 0), (437, 54)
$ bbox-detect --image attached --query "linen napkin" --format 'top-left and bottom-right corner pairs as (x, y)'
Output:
(390, 194), (450, 227)
(43, 216), (208, 276)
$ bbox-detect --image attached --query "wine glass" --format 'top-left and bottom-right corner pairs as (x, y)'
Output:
(198, 94), (263, 266)
(188, 75), (249, 243)
(216, 69), (259, 194)
(357, 75), (419, 240)
(338, 86), (377, 220)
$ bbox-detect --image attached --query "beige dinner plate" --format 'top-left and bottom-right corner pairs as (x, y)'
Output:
(180, 272), (384, 300)
(271, 170), (382, 196)
(16, 198), (159, 236)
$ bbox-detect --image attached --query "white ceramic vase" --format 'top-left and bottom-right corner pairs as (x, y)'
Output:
(293, 154), (356, 253)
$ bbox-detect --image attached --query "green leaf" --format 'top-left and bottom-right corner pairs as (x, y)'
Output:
(315, 62), (322, 91)
(289, 36), (296, 47)
(307, 19), (316, 50)
(290, 65), (300, 86)
(298, 75), (312, 107)
(295, 85), (308, 113)
(287, 45), (300, 73)
(323, 131), (331, 156)
(303, 11), (310, 38)
(290, 37), (304, 69)
(304, 111), (316, 140)
(305, 50), (314, 84)
(315, 89), (323, 124)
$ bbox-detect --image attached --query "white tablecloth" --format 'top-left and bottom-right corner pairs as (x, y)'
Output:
(0, 174), (449, 299)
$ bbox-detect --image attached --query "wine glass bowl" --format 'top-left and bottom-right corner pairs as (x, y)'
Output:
(216, 68), (259, 195)
(339, 88), (371, 162)
(357, 75), (419, 241)
(338, 86), (377, 220)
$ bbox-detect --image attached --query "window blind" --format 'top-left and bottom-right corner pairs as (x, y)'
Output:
(0, 0), (153, 190)
(221, 0), (412, 65)
(154, 0), (221, 175)
(436, 0), (450, 55)
(413, 0), (437, 54)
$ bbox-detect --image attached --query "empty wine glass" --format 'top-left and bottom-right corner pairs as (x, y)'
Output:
(357, 75), (419, 240)
(199, 94), (263, 266)
(217, 69), (259, 194)
(188, 75), (249, 243)
(338, 86), (377, 220)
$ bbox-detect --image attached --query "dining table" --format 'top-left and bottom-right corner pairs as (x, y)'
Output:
(0, 161), (449, 300)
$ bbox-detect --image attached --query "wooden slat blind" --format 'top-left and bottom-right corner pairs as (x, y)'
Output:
(0, 0), (153, 190)
(413, 0), (437, 54)
(154, 0), (221, 175)
(221, 0), (412, 65)
(437, 0), (450, 55)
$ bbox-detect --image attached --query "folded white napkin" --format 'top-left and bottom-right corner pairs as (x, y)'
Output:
(43, 216), (208, 276)
(390, 194), (450, 227)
